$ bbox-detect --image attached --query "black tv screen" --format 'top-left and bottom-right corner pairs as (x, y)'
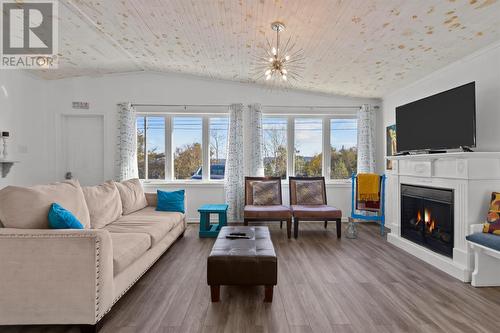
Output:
(396, 82), (476, 152)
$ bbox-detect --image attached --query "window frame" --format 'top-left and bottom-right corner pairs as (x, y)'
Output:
(138, 112), (357, 185)
(138, 112), (229, 184)
(262, 114), (357, 184)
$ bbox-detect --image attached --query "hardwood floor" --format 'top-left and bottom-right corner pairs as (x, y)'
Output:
(3, 223), (500, 333)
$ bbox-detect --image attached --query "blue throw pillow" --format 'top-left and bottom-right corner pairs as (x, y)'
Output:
(48, 203), (84, 229)
(156, 189), (185, 213)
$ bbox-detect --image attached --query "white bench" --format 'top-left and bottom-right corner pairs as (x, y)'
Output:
(467, 224), (500, 287)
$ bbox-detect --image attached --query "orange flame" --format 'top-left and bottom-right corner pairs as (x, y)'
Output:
(429, 219), (436, 233)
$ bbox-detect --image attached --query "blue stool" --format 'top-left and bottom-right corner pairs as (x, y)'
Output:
(198, 204), (229, 238)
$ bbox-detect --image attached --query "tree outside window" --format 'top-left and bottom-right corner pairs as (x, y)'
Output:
(295, 118), (322, 177)
(209, 118), (228, 180)
(136, 116), (165, 180)
(331, 119), (357, 179)
(173, 117), (202, 180)
(263, 117), (287, 179)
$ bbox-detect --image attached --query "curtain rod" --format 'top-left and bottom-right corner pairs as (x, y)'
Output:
(131, 104), (229, 108)
(131, 103), (373, 109)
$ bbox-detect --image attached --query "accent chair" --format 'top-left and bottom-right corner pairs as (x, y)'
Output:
(243, 177), (292, 239)
(288, 176), (342, 239)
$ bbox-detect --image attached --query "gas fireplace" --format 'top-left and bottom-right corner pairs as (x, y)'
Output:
(401, 184), (454, 258)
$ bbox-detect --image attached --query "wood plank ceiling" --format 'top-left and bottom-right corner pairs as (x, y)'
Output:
(37, 0), (500, 98)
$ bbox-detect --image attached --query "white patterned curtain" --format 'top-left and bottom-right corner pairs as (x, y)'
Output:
(357, 104), (376, 173)
(248, 103), (264, 176)
(225, 103), (245, 221)
(116, 102), (138, 181)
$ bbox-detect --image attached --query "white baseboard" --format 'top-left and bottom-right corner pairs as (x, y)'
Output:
(186, 217), (352, 224)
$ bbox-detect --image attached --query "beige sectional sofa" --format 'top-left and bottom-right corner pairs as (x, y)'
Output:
(0, 179), (186, 330)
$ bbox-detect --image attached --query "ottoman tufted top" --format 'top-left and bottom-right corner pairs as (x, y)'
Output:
(207, 226), (277, 286)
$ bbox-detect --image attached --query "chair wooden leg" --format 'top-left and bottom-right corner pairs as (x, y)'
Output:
(336, 218), (342, 238)
(244, 218), (249, 226)
(264, 285), (274, 302)
(294, 218), (299, 239)
(286, 218), (291, 239)
(280, 220), (283, 229)
(324, 220), (328, 229)
(210, 285), (220, 302)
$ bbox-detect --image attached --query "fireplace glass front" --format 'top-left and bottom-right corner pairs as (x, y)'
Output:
(401, 184), (454, 258)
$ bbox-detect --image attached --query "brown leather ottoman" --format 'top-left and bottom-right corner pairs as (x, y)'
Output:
(207, 226), (277, 302)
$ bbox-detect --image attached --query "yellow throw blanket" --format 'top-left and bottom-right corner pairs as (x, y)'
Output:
(357, 173), (380, 202)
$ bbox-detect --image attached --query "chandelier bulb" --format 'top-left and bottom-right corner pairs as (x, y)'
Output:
(272, 47), (277, 55)
(285, 55), (290, 61)
(265, 69), (271, 76)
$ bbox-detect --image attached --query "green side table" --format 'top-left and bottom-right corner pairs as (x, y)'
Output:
(198, 204), (229, 238)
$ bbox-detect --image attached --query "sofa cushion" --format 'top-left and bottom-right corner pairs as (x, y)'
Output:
(291, 205), (342, 219)
(466, 232), (500, 252)
(105, 207), (184, 246)
(110, 232), (151, 275)
(114, 179), (148, 215)
(0, 180), (91, 229)
(82, 181), (123, 229)
(244, 205), (291, 219)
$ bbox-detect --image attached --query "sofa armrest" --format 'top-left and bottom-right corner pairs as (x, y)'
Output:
(0, 228), (114, 325)
(470, 224), (484, 234)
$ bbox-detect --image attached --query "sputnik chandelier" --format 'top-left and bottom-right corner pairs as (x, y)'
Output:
(252, 21), (305, 86)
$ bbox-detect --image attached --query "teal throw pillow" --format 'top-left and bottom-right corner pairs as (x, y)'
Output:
(48, 203), (84, 229)
(156, 189), (185, 213)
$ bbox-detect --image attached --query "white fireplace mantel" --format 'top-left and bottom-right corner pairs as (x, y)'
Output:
(385, 152), (500, 282)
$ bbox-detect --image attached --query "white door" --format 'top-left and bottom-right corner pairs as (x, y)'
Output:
(61, 115), (105, 186)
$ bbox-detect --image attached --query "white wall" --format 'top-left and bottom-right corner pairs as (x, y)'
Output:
(377, 41), (500, 172)
(0, 71), (51, 189)
(1, 70), (380, 221)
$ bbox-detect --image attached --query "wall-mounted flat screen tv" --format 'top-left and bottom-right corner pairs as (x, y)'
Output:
(395, 82), (476, 153)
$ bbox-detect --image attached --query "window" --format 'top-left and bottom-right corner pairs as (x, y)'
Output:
(263, 117), (287, 179)
(136, 116), (165, 180)
(294, 118), (322, 177)
(330, 119), (357, 179)
(209, 117), (229, 180)
(136, 113), (357, 182)
(173, 117), (202, 180)
(137, 114), (228, 181)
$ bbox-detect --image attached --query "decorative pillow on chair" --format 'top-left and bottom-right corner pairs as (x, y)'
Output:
(296, 180), (324, 205)
(483, 192), (500, 235)
(156, 189), (185, 213)
(252, 181), (280, 206)
(48, 203), (84, 229)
